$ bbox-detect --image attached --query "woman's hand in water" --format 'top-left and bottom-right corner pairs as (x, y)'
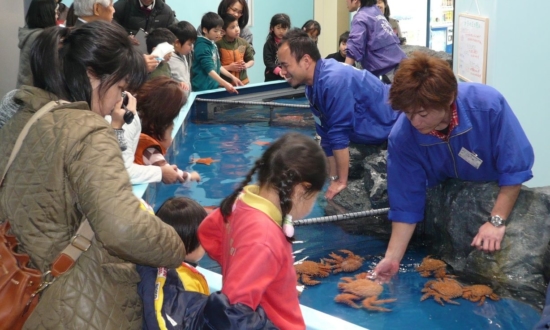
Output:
(189, 171), (201, 182)
(371, 258), (400, 283)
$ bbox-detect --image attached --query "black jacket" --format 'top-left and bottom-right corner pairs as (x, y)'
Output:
(137, 265), (278, 330)
(113, 0), (176, 34)
(262, 38), (284, 82)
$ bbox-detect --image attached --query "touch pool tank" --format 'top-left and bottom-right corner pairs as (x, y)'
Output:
(133, 82), (541, 330)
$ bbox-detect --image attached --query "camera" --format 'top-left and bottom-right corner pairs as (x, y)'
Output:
(121, 92), (134, 124)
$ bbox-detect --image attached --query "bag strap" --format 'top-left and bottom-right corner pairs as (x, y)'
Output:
(0, 99), (94, 278)
(1, 100), (60, 187)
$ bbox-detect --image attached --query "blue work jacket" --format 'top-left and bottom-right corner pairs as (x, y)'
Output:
(387, 83), (534, 224)
(305, 59), (398, 156)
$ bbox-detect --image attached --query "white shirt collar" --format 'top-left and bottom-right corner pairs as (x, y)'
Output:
(139, 0), (155, 10)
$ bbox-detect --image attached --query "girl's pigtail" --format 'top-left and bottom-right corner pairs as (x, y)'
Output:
(220, 159), (263, 222)
(277, 169), (299, 242)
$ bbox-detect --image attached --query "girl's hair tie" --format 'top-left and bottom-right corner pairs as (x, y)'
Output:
(283, 214), (294, 238)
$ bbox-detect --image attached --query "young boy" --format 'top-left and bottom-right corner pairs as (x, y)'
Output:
(167, 21), (197, 93)
(146, 28), (177, 80)
(216, 14), (255, 85)
(192, 12), (242, 93)
(325, 31), (349, 63)
(137, 197), (209, 329)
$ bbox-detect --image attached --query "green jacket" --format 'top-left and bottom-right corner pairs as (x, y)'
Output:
(0, 86), (186, 329)
(148, 61), (172, 80)
(192, 36), (221, 91)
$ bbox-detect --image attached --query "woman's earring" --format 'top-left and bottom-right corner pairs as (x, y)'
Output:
(283, 214), (294, 237)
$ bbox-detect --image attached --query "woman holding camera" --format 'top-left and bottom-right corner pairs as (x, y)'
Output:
(0, 21), (186, 329)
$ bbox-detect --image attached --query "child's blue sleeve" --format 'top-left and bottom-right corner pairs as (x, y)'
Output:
(136, 265), (162, 330)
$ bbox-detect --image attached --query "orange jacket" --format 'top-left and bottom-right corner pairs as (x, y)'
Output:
(134, 133), (166, 165)
(216, 37), (255, 85)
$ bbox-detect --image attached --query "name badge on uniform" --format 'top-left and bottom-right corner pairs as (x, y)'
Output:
(312, 114), (322, 127)
(458, 147), (483, 169)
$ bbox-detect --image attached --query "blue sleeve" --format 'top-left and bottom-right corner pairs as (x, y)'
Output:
(346, 16), (368, 63)
(387, 118), (427, 224)
(319, 72), (356, 152)
(316, 124), (332, 156)
(194, 43), (215, 75)
(137, 265), (162, 330)
(490, 95), (534, 186)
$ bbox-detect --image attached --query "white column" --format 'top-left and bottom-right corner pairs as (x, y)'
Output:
(314, 0), (350, 58)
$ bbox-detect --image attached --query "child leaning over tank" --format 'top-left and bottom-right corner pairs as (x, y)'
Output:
(137, 197), (209, 329)
(133, 76), (200, 184)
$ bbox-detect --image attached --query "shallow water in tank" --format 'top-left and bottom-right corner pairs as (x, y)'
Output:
(148, 118), (541, 329)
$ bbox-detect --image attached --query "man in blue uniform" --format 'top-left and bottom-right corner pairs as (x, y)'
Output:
(277, 28), (399, 199)
(373, 52), (534, 281)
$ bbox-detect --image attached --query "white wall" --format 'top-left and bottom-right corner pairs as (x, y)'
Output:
(0, 0), (25, 97)
(453, 0), (550, 187)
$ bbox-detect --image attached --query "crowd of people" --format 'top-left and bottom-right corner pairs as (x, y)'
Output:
(0, 0), (546, 329)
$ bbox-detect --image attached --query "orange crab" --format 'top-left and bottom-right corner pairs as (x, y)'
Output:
(416, 256), (448, 278)
(421, 278), (464, 306)
(335, 274), (397, 312)
(462, 285), (500, 305)
(294, 260), (331, 286)
(323, 249), (365, 274)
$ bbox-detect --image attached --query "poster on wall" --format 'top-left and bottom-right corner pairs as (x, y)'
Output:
(246, 0), (253, 27)
(457, 13), (489, 83)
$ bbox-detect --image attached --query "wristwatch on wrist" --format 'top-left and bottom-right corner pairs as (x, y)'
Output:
(330, 175), (339, 181)
(488, 215), (505, 227)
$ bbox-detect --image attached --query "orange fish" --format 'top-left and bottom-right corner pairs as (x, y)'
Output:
(254, 141), (271, 146)
(190, 157), (218, 165)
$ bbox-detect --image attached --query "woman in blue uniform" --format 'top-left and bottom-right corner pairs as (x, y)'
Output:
(373, 52), (534, 281)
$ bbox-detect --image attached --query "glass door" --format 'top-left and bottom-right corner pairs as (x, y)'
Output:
(429, 0), (454, 53)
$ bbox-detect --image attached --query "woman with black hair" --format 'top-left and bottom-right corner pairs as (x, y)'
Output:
(17, 0), (57, 88)
(197, 0), (253, 45)
(0, 21), (186, 329)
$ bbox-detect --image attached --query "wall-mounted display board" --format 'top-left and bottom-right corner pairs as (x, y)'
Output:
(457, 13), (489, 83)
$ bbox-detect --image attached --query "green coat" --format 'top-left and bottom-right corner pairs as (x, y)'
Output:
(191, 36), (221, 91)
(0, 86), (186, 329)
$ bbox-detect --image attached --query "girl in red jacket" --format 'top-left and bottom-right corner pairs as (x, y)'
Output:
(198, 132), (328, 329)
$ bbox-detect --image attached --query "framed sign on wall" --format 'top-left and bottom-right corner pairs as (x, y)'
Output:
(456, 13), (489, 83)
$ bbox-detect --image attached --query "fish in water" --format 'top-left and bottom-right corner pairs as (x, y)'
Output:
(190, 157), (218, 165)
(276, 115), (304, 122)
(254, 141), (271, 146)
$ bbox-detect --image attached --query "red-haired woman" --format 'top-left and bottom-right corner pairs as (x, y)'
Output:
(134, 76), (200, 183)
(373, 52), (534, 282)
